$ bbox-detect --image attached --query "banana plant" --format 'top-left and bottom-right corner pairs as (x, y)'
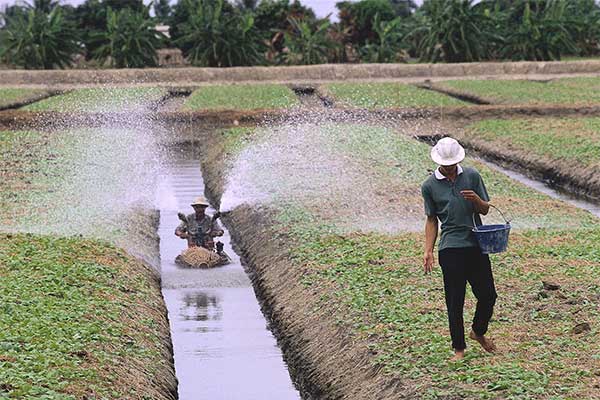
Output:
(92, 6), (164, 68)
(283, 17), (337, 65)
(411, 0), (495, 63)
(501, 0), (576, 61)
(360, 13), (407, 63)
(175, 0), (265, 67)
(0, 5), (79, 69)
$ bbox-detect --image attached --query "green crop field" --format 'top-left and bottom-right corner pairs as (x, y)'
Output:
(437, 77), (600, 105)
(322, 82), (467, 109)
(182, 84), (299, 111)
(0, 233), (170, 399)
(21, 87), (166, 112)
(218, 122), (599, 398)
(221, 123), (596, 231)
(463, 117), (600, 168)
(0, 88), (49, 109)
(287, 224), (600, 399)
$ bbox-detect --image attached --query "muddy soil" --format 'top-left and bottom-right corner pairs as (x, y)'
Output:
(6, 102), (600, 131)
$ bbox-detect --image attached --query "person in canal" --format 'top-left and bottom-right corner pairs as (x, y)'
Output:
(421, 137), (497, 361)
(175, 196), (224, 248)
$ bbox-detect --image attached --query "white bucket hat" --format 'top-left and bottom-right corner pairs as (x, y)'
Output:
(190, 196), (210, 207)
(431, 137), (465, 166)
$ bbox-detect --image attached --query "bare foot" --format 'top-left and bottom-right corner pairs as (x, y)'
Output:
(469, 330), (496, 353)
(450, 349), (465, 361)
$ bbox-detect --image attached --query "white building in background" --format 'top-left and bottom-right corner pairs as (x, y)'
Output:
(156, 25), (170, 39)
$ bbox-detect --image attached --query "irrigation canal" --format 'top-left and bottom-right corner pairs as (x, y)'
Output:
(478, 158), (600, 218)
(156, 145), (300, 399)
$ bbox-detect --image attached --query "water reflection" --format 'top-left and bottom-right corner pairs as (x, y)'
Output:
(180, 292), (221, 321)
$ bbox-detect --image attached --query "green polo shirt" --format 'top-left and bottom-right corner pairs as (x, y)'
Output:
(421, 165), (490, 251)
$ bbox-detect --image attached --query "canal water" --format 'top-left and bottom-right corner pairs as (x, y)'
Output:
(156, 146), (300, 400)
(478, 158), (600, 218)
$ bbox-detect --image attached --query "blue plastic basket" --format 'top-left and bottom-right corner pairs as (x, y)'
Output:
(472, 205), (511, 254)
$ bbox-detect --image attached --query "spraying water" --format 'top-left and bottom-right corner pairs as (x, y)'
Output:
(219, 117), (437, 233)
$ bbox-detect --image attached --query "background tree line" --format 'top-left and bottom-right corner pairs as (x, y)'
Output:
(1, 0), (600, 69)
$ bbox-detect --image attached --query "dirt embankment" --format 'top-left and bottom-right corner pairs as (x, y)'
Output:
(199, 133), (409, 399)
(6, 103), (600, 132)
(3, 60), (600, 87)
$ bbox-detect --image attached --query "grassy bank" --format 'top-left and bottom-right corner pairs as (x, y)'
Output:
(0, 88), (50, 109)
(0, 128), (161, 264)
(436, 78), (600, 105)
(0, 233), (175, 399)
(21, 87), (166, 112)
(321, 82), (466, 109)
(462, 117), (600, 167)
(455, 117), (600, 198)
(209, 122), (599, 399)
(182, 84), (299, 111)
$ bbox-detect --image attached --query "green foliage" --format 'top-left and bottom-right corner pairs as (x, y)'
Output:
(499, 0), (576, 61)
(359, 14), (407, 63)
(0, 233), (167, 398)
(175, 0), (265, 67)
(337, 0), (397, 46)
(465, 117), (600, 167)
(0, 88), (48, 108)
(22, 87), (166, 112)
(324, 82), (466, 108)
(254, 0), (316, 35)
(564, 0), (600, 56)
(439, 77), (600, 105)
(289, 228), (600, 398)
(73, 0), (145, 59)
(412, 0), (495, 63)
(182, 84), (298, 110)
(91, 6), (163, 68)
(0, 5), (79, 69)
(282, 17), (337, 65)
(153, 0), (172, 23)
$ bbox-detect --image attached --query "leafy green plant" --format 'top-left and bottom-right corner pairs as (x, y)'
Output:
(0, 5), (79, 69)
(500, 0), (576, 61)
(282, 17), (337, 65)
(411, 0), (496, 63)
(91, 6), (163, 68)
(359, 14), (407, 63)
(175, 0), (265, 67)
(182, 84), (298, 111)
(337, 0), (397, 46)
(564, 0), (600, 56)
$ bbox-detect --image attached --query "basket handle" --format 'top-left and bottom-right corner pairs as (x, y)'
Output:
(472, 204), (511, 228)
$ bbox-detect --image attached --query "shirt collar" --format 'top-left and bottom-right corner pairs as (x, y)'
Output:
(434, 164), (463, 180)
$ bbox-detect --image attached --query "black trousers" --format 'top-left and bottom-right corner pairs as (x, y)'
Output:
(439, 247), (497, 350)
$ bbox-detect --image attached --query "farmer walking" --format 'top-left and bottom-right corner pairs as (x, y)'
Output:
(421, 137), (497, 361)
